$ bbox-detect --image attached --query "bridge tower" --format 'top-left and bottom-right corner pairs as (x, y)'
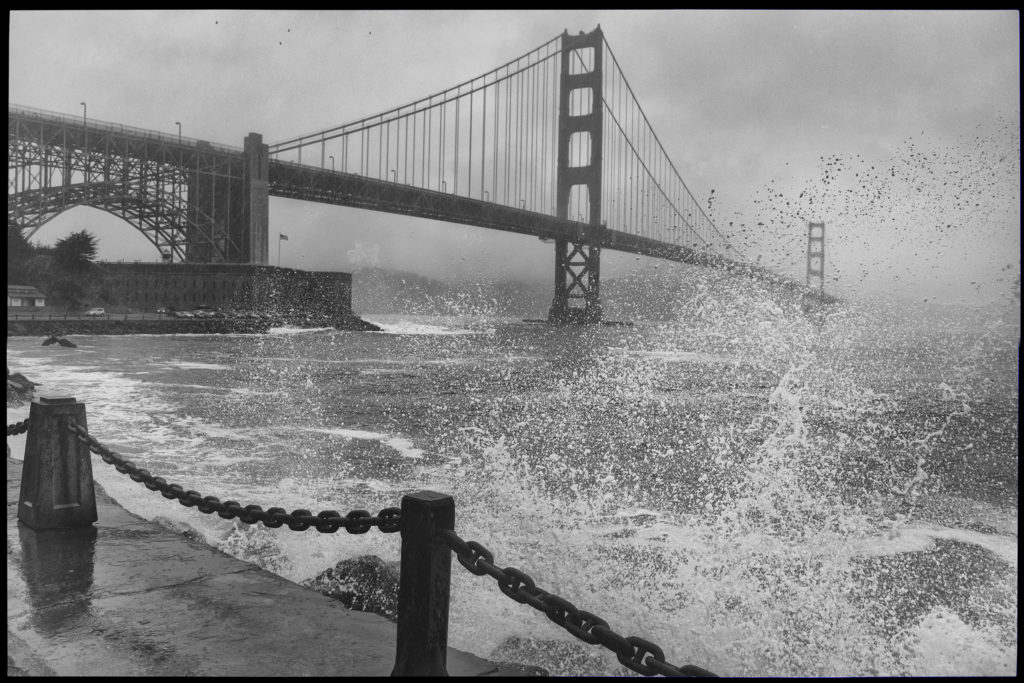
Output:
(548, 27), (604, 324)
(186, 133), (270, 265)
(806, 221), (825, 292)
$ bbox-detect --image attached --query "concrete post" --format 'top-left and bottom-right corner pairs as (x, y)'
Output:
(18, 396), (97, 529)
(391, 491), (455, 677)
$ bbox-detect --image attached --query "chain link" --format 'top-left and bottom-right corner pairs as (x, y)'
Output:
(10, 417), (718, 676)
(7, 419), (30, 436)
(62, 419), (401, 534)
(441, 529), (717, 678)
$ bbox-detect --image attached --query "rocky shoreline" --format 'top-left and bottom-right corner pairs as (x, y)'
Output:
(5, 314), (381, 337)
(302, 554), (550, 676)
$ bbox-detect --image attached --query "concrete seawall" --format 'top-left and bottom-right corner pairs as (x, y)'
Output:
(6, 453), (535, 676)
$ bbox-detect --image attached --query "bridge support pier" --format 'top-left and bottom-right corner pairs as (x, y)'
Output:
(548, 238), (602, 324)
(547, 27), (604, 325)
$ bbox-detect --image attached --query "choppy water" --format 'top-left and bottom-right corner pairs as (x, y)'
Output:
(6, 276), (1019, 677)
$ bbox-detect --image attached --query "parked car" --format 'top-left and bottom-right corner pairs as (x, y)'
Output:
(83, 308), (106, 317)
(172, 310), (195, 318)
(155, 308), (169, 314)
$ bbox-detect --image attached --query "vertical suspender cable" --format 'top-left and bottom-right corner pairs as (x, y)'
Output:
(455, 96), (460, 195)
(480, 84), (486, 200)
(493, 76), (499, 202)
(504, 75), (511, 204)
(515, 66), (522, 207)
(528, 61), (536, 210)
(541, 48), (548, 214)
(468, 89), (474, 199)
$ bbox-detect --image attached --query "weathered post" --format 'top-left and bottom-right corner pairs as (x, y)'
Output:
(18, 396), (97, 529)
(391, 491), (455, 677)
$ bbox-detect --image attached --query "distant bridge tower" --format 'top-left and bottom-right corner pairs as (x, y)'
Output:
(549, 27), (604, 324)
(806, 221), (825, 292)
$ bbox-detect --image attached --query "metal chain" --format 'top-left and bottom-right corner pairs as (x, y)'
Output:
(62, 419), (401, 534)
(7, 419), (30, 436)
(440, 529), (716, 678)
(11, 417), (717, 676)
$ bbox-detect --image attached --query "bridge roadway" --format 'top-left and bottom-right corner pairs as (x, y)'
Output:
(270, 159), (829, 299)
(6, 448), (537, 677)
(10, 104), (833, 301)
(269, 158), (745, 271)
(10, 104), (746, 271)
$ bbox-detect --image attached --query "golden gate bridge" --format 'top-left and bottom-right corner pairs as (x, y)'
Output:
(9, 26), (816, 324)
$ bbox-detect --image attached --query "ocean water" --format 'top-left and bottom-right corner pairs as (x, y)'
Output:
(6, 277), (1018, 677)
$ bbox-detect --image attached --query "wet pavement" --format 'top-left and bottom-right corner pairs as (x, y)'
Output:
(6, 455), (536, 677)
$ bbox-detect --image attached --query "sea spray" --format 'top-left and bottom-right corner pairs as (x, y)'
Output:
(4, 273), (1015, 677)
(422, 275), (1016, 676)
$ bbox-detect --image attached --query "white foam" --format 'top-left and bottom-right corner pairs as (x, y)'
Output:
(268, 326), (336, 335)
(898, 608), (1017, 676)
(140, 382), (273, 396)
(609, 347), (740, 365)
(170, 362), (231, 371)
(305, 427), (425, 459)
(363, 317), (483, 336)
(855, 521), (1018, 566)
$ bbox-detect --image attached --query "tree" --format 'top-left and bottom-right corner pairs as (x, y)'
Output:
(48, 230), (99, 310)
(7, 224), (35, 284)
(52, 230), (98, 275)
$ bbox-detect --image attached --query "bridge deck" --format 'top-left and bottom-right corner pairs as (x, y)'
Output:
(269, 160), (743, 270)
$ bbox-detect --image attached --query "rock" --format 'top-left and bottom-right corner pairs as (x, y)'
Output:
(489, 636), (593, 676)
(333, 315), (383, 332)
(152, 516), (207, 545)
(7, 368), (39, 406)
(302, 554), (400, 622)
(42, 335), (76, 348)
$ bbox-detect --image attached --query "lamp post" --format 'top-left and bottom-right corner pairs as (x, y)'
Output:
(80, 102), (86, 127)
(330, 155), (335, 172)
(175, 121), (181, 144)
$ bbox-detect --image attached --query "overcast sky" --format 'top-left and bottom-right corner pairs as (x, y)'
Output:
(9, 10), (1020, 304)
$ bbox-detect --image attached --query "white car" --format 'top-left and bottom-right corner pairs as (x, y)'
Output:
(83, 308), (106, 317)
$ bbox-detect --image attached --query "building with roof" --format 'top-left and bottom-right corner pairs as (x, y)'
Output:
(7, 285), (47, 309)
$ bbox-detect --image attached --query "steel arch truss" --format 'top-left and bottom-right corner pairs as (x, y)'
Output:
(8, 111), (244, 263)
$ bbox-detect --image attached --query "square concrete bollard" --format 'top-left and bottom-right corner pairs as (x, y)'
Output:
(391, 491), (454, 677)
(18, 396), (98, 529)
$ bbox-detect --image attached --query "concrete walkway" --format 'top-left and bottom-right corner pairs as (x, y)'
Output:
(6, 456), (535, 677)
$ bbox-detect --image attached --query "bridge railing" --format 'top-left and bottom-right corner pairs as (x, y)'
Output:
(8, 398), (717, 678)
(8, 103), (243, 154)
